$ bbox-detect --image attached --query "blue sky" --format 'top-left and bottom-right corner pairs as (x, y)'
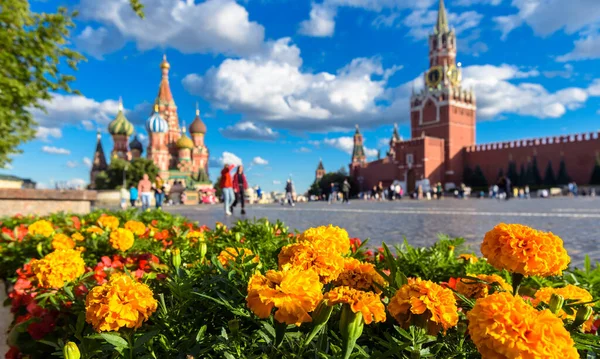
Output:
(2, 0), (600, 192)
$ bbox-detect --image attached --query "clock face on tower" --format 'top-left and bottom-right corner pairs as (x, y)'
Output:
(447, 65), (460, 86)
(426, 66), (442, 88)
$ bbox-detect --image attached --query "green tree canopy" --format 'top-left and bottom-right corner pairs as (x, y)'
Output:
(518, 163), (527, 187)
(590, 154), (600, 185)
(94, 158), (159, 190)
(470, 165), (488, 188)
(462, 166), (473, 186)
(556, 158), (571, 185)
(543, 161), (556, 186)
(506, 160), (518, 185)
(531, 156), (542, 185)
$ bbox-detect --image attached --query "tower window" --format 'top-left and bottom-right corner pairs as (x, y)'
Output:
(406, 154), (414, 165)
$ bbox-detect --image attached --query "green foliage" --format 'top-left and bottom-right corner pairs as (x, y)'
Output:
(518, 163), (527, 187)
(530, 156), (542, 185)
(213, 175), (223, 198)
(129, 0), (145, 18)
(94, 158), (159, 190)
(0, 0), (85, 168)
(308, 180), (322, 197)
(316, 172), (359, 197)
(544, 160), (557, 186)
(196, 167), (210, 183)
(462, 166), (473, 186)
(506, 161), (518, 186)
(557, 158), (571, 185)
(589, 154), (600, 185)
(470, 165), (488, 188)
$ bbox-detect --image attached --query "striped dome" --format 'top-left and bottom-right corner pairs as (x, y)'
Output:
(146, 108), (169, 133)
(176, 133), (194, 149)
(108, 109), (134, 136)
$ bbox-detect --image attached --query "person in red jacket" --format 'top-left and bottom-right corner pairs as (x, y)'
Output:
(220, 164), (235, 215)
(231, 165), (248, 215)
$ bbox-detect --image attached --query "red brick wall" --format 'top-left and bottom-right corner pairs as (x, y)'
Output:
(424, 137), (445, 184)
(464, 132), (600, 186)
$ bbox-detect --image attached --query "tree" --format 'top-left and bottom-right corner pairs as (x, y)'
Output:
(470, 165), (488, 188)
(337, 166), (349, 176)
(589, 154), (600, 185)
(531, 156), (542, 185)
(308, 181), (322, 197)
(213, 176), (223, 199)
(518, 163), (526, 187)
(556, 158), (571, 185)
(196, 168), (209, 183)
(525, 161), (536, 186)
(462, 166), (473, 186)
(317, 172), (359, 198)
(496, 168), (504, 182)
(543, 161), (556, 186)
(95, 158), (159, 190)
(506, 160), (518, 186)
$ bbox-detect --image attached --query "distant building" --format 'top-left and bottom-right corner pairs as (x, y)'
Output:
(0, 174), (36, 189)
(351, 0), (600, 193)
(89, 55), (211, 189)
(315, 159), (325, 181)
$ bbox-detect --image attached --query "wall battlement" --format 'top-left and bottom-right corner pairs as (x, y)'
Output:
(466, 131), (600, 153)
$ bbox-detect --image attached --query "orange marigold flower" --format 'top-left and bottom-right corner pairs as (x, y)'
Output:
(71, 232), (85, 242)
(28, 220), (54, 237)
(532, 285), (595, 332)
(217, 247), (259, 267)
(278, 241), (344, 283)
(324, 286), (386, 324)
(481, 223), (570, 277)
(467, 292), (578, 359)
(85, 274), (157, 332)
(85, 226), (104, 235)
(187, 230), (205, 240)
(31, 249), (85, 288)
(246, 268), (323, 326)
(455, 273), (512, 299)
(124, 220), (146, 236)
(334, 257), (387, 293)
(299, 225), (350, 254)
(458, 253), (478, 263)
(97, 215), (119, 231)
(388, 278), (458, 334)
(109, 228), (134, 251)
(51, 233), (75, 250)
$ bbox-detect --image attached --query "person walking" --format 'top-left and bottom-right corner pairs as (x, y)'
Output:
(342, 178), (351, 203)
(285, 179), (295, 206)
(153, 175), (165, 209)
(129, 185), (138, 207)
(505, 177), (512, 201)
(231, 165), (248, 215)
(120, 186), (129, 210)
(138, 174), (153, 210)
(328, 182), (336, 204)
(220, 164), (235, 215)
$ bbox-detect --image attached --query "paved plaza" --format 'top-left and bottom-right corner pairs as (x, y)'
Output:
(168, 197), (600, 267)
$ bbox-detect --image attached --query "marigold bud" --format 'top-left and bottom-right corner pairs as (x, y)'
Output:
(199, 241), (207, 261)
(573, 306), (593, 328)
(549, 294), (565, 314)
(63, 341), (81, 359)
(172, 249), (181, 268)
(228, 319), (240, 335)
(339, 304), (364, 359)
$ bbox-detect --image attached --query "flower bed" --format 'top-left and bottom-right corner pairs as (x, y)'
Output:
(0, 210), (598, 358)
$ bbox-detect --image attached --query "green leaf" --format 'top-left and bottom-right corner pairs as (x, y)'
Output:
(99, 333), (129, 350)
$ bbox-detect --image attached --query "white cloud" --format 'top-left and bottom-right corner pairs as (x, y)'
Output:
(65, 178), (87, 189)
(298, 3), (336, 37)
(494, 0), (600, 40)
(35, 126), (62, 142)
(210, 151), (243, 168)
(4, 164), (13, 170)
(401, 10), (483, 40)
(83, 157), (92, 168)
(76, 0), (265, 58)
(299, 0), (435, 37)
(273, 180), (281, 185)
(557, 33), (600, 62)
(252, 156), (269, 165)
(322, 136), (378, 158)
(458, 29), (489, 57)
(543, 64), (575, 78)
(42, 146), (71, 155)
(587, 79), (600, 96)
(219, 121), (278, 141)
(66, 161), (79, 168)
(454, 0), (502, 5)
(295, 147), (312, 153)
(137, 133), (147, 142)
(183, 38), (401, 131)
(461, 64), (590, 119)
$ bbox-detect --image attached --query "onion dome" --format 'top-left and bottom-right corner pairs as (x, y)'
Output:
(146, 105), (169, 133)
(108, 98), (134, 136)
(176, 126), (194, 149)
(129, 135), (143, 152)
(189, 104), (207, 134)
(160, 54), (170, 70)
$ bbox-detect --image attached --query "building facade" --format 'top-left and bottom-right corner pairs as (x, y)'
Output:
(351, 0), (600, 193)
(90, 56), (210, 188)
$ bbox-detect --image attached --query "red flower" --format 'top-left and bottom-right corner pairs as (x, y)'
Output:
(26, 312), (56, 340)
(365, 250), (374, 257)
(442, 277), (458, 290)
(154, 229), (170, 241)
(151, 219), (159, 226)
(71, 216), (81, 230)
(5, 346), (22, 359)
(349, 238), (362, 252)
(74, 284), (88, 297)
(2, 227), (14, 239)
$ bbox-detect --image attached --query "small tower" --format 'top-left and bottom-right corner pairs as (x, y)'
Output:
(146, 105), (170, 178)
(108, 98), (134, 160)
(176, 124), (194, 175)
(154, 55), (180, 168)
(90, 130), (108, 188)
(129, 135), (143, 159)
(189, 104), (209, 177)
(350, 125), (367, 175)
(316, 159), (325, 181)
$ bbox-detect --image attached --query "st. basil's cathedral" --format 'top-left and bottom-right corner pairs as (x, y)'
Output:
(89, 56), (210, 188)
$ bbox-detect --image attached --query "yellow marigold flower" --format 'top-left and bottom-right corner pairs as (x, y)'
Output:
(467, 292), (578, 359)
(458, 253), (478, 263)
(187, 230), (205, 239)
(31, 249), (85, 288)
(481, 223), (570, 277)
(51, 233), (75, 250)
(109, 228), (134, 251)
(217, 247), (259, 267)
(455, 273), (512, 299)
(246, 268), (323, 326)
(324, 286), (386, 324)
(124, 220), (146, 236)
(278, 241), (344, 284)
(71, 232), (85, 242)
(85, 275), (158, 332)
(334, 257), (387, 293)
(299, 225), (350, 254)
(97, 215), (119, 231)
(85, 226), (104, 235)
(532, 285), (595, 332)
(28, 220), (54, 237)
(388, 278), (458, 334)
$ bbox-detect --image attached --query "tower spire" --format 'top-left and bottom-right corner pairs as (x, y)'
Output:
(435, 0), (449, 34)
(195, 102), (200, 116)
(118, 96), (123, 111)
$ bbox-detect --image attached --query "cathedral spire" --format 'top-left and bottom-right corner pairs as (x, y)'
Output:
(435, 0), (449, 35)
(155, 55), (175, 107)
